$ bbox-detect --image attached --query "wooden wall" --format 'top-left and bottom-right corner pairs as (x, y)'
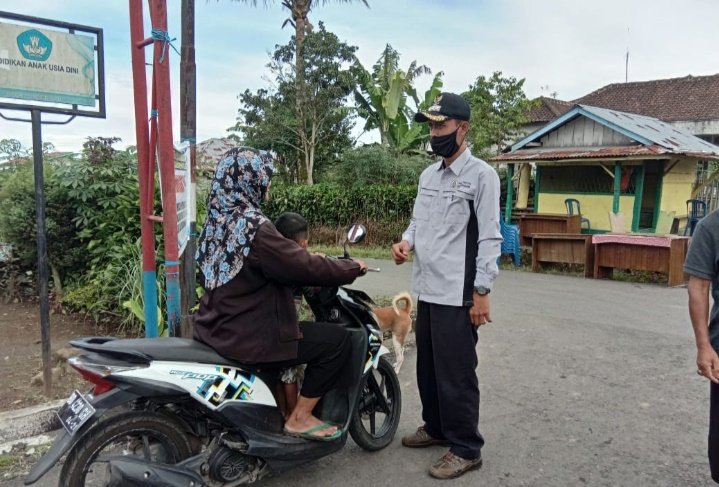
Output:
(540, 116), (635, 148)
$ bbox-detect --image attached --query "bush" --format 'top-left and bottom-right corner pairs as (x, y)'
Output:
(262, 183), (416, 245)
(52, 138), (167, 328)
(0, 137), (166, 330)
(321, 144), (430, 187)
(0, 246), (36, 303)
(0, 162), (87, 289)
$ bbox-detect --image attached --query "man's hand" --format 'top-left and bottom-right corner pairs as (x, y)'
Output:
(354, 259), (368, 275)
(697, 343), (719, 383)
(391, 240), (411, 265)
(469, 293), (491, 327)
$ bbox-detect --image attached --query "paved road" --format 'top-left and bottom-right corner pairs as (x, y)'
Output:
(6, 263), (712, 486)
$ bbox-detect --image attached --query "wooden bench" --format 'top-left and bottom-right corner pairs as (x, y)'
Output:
(592, 234), (689, 287)
(531, 233), (595, 278)
(518, 213), (582, 247)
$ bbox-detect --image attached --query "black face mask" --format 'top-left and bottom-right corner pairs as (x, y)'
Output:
(429, 128), (460, 158)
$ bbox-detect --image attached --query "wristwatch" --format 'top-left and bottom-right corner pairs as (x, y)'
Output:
(473, 286), (491, 296)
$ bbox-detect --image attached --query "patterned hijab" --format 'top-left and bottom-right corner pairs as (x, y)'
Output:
(196, 147), (274, 290)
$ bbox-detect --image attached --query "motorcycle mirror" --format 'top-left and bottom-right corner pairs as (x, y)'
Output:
(346, 224), (367, 244)
(343, 224), (366, 259)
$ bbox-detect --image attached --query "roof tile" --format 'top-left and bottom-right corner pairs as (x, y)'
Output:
(526, 74), (719, 123)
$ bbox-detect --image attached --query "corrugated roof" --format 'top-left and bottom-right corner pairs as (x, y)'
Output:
(499, 105), (719, 162)
(579, 105), (719, 154)
(494, 144), (692, 162)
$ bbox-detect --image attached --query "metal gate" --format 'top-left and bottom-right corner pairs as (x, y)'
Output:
(694, 161), (719, 212)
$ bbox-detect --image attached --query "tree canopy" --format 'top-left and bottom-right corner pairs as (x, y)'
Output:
(230, 23), (357, 184)
(463, 71), (537, 160)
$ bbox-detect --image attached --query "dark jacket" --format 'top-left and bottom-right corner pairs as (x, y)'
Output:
(193, 222), (362, 363)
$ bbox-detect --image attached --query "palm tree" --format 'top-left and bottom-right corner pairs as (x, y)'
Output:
(228, 0), (369, 182)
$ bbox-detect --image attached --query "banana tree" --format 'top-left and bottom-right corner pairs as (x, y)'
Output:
(354, 45), (442, 153)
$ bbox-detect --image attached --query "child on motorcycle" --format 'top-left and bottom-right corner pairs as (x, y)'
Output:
(274, 212), (311, 420)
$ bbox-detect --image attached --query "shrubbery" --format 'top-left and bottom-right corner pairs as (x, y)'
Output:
(320, 144), (430, 187)
(0, 138), (160, 332)
(0, 161), (87, 293)
(263, 183), (416, 245)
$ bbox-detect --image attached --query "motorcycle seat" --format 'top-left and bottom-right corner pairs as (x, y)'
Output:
(70, 337), (271, 372)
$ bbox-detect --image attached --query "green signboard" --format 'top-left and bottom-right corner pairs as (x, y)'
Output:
(0, 21), (96, 106)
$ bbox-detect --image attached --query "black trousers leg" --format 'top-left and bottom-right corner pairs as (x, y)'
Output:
(416, 300), (484, 459)
(416, 301), (446, 440)
(710, 381), (719, 483)
(264, 322), (351, 398)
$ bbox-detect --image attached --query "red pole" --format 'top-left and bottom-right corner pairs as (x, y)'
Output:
(148, 0), (181, 336)
(129, 0), (159, 337)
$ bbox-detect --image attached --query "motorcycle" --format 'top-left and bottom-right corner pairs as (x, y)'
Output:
(25, 224), (401, 487)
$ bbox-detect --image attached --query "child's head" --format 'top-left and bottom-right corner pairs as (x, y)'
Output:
(275, 212), (309, 249)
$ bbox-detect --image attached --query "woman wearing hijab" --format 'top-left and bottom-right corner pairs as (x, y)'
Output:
(194, 147), (367, 441)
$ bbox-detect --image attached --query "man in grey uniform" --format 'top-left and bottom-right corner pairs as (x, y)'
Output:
(391, 92), (502, 479)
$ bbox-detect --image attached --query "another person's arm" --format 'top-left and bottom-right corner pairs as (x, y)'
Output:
(255, 224), (366, 287)
(685, 220), (719, 382)
(688, 277), (718, 382)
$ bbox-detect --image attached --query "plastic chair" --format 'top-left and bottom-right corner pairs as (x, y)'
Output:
(565, 198), (591, 230)
(498, 213), (521, 267)
(684, 199), (707, 236)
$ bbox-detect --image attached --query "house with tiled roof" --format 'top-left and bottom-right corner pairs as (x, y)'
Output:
(525, 74), (719, 144)
(524, 96), (573, 135)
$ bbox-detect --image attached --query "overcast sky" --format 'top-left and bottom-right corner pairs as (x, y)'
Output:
(1, 0), (718, 151)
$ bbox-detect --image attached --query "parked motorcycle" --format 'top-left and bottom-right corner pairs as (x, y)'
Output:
(25, 224), (401, 487)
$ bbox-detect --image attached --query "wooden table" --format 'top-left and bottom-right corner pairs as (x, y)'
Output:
(592, 234), (690, 287)
(518, 213), (581, 246)
(531, 233), (595, 278)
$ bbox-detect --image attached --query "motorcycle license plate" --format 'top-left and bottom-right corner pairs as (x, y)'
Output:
(56, 390), (95, 435)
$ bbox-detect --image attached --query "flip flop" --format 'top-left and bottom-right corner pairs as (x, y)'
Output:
(283, 422), (343, 442)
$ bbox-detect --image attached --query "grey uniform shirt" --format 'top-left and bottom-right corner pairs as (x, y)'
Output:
(402, 148), (503, 307)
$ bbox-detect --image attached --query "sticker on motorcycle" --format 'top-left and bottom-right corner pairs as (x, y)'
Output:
(198, 366), (256, 406)
(364, 331), (383, 372)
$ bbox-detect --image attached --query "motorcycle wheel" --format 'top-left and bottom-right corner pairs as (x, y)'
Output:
(59, 410), (193, 487)
(349, 356), (402, 451)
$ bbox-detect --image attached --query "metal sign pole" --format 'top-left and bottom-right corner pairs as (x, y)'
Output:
(30, 109), (52, 396)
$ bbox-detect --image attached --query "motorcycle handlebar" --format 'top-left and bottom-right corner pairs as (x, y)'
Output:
(332, 255), (380, 273)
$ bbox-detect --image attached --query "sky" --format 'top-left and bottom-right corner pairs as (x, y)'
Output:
(0, 0), (718, 152)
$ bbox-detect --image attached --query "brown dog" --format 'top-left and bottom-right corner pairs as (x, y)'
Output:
(372, 292), (413, 373)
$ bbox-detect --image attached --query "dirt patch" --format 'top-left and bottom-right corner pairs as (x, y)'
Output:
(0, 442), (51, 481)
(0, 301), (114, 412)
